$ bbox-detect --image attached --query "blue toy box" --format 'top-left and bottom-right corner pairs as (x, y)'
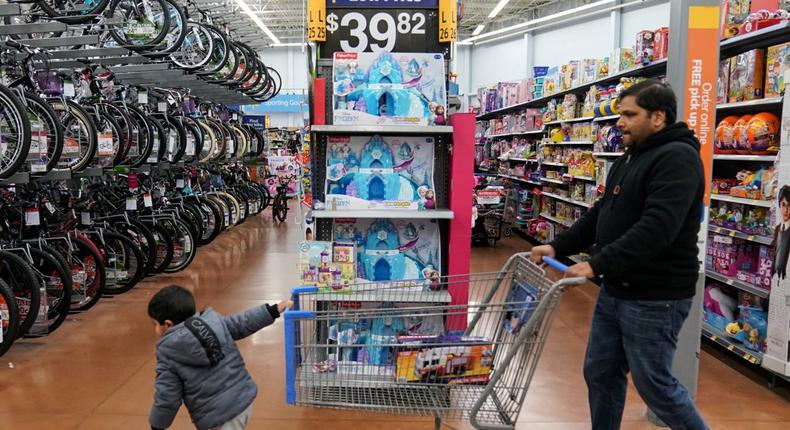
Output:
(333, 51), (447, 126)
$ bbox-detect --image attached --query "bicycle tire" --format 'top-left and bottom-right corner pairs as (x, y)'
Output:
(108, 0), (171, 51)
(0, 278), (20, 357)
(143, 0), (187, 58)
(197, 196), (222, 245)
(38, 0), (111, 25)
(164, 218), (196, 273)
(0, 250), (42, 338)
(145, 221), (174, 274)
(28, 246), (71, 335)
(0, 83), (31, 179)
(21, 91), (65, 174)
(273, 194), (288, 223)
(101, 230), (145, 295)
(30, 243), (72, 334)
(49, 99), (97, 172)
(67, 236), (106, 312)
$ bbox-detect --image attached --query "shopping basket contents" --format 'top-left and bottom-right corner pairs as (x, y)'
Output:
(283, 253), (586, 429)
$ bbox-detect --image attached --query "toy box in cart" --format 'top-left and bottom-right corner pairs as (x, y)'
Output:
(395, 335), (494, 384)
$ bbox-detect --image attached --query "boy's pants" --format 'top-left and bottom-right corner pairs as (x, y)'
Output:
(212, 404), (252, 430)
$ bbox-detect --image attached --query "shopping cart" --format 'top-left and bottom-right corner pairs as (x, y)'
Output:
(283, 253), (586, 430)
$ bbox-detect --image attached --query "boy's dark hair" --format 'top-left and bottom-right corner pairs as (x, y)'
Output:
(148, 285), (196, 325)
(618, 79), (677, 125)
(779, 185), (790, 204)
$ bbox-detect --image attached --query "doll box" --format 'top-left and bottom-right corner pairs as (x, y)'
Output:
(325, 134), (436, 211)
(332, 51), (447, 126)
(765, 42), (790, 98)
(728, 49), (765, 102)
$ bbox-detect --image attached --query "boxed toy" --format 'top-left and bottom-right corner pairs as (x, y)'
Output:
(332, 51), (447, 126)
(610, 48), (635, 75)
(765, 42), (790, 98)
(635, 30), (655, 65)
(653, 27), (669, 60)
(718, 59), (731, 104)
(299, 241), (334, 287)
(729, 49), (765, 102)
(395, 335), (493, 384)
(325, 134), (435, 211)
(333, 218), (441, 283)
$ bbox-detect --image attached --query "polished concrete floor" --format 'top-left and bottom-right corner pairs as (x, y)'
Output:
(1, 214), (788, 429)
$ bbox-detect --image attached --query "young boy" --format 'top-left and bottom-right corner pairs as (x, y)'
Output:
(148, 285), (292, 430)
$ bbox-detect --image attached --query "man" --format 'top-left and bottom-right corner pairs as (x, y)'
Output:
(531, 80), (708, 429)
(773, 185), (790, 280)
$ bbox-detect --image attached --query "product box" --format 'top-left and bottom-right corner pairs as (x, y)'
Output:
(581, 59), (599, 83)
(298, 241), (334, 287)
(324, 134), (435, 211)
(722, 0), (752, 39)
(635, 30), (655, 65)
(395, 335), (493, 384)
(610, 48), (635, 75)
(729, 49), (766, 102)
(332, 51), (447, 126)
(653, 27), (669, 60)
(765, 42), (790, 98)
(333, 218), (441, 283)
(718, 59), (731, 104)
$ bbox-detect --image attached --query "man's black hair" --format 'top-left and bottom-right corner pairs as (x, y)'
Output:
(618, 79), (677, 125)
(148, 285), (196, 325)
(779, 185), (790, 204)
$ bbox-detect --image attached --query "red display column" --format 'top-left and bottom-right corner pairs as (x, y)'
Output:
(446, 112), (475, 331)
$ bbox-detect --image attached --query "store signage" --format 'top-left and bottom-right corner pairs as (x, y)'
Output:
(242, 94), (308, 114)
(307, 0), (327, 42)
(683, 5), (719, 206)
(327, 0), (438, 8)
(242, 115), (268, 131)
(438, 0), (457, 42)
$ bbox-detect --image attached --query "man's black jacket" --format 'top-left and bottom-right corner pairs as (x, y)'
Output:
(550, 122), (705, 300)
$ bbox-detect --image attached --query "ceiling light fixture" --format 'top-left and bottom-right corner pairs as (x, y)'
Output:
(488, 0), (511, 19)
(271, 42), (308, 47)
(231, 0), (281, 44)
(472, 24), (485, 36)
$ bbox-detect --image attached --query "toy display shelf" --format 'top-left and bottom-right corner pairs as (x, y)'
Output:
(475, 59), (667, 120)
(498, 174), (542, 186)
(593, 115), (621, 122)
(540, 212), (574, 228)
(705, 270), (770, 299)
(311, 125), (454, 135)
(712, 154), (776, 162)
(701, 322), (762, 365)
(310, 209), (455, 219)
(540, 141), (594, 146)
(486, 129), (545, 138)
(719, 20), (790, 58)
(541, 161), (568, 167)
(593, 152), (625, 157)
(500, 157), (538, 163)
(708, 224), (773, 246)
(541, 192), (594, 208)
(716, 97), (783, 112)
(313, 288), (452, 304)
(710, 194), (773, 208)
(540, 177), (565, 185)
(543, 117), (596, 126)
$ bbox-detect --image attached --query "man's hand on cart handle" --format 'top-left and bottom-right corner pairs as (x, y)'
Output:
(564, 262), (595, 279)
(530, 245), (556, 263)
(278, 300), (294, 313)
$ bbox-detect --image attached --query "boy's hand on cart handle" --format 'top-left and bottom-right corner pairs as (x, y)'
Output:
(278, 300), (294, 313)
(565, 262), (595, 279)
(530, 245), (556, 263)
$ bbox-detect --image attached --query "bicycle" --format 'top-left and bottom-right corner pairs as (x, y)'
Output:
(271, 174), (293, 223)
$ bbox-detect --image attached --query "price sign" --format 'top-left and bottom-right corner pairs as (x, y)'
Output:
(307, 0), (326, 42)
(322, 8), (446, 58)
(438, 0), (457, 42)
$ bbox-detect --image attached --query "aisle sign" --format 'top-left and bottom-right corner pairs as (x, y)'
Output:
(307, 0), (327, 42)
(438, 0), (457, 42)
(683, 5), (719, 206)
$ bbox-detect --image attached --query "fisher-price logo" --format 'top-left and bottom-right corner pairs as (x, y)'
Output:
(335, 52), (358, 60)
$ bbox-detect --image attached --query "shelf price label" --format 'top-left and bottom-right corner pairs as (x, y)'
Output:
(307, 0), (327, 42)
(438, 0), (457, 42)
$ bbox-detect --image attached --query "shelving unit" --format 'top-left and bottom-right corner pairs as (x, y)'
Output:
(705, 270), (770, 299)
(498, 174), (542, 186)
(593, 152), (625, 157)
(540, 141), (594, 146)
(310, 209), (455, 219)
(541, 192), (594, 208)
(701, 323), (762, 365)
(708, 225), (773, 245)
(712, 154), (776, 161)
(540, 177), (565, 185)
(710, 194), (773, 208)
(487, 129), (544, 138)
(542, 116), (595, 126)
(539, 213), (574, 227)
(593, 114), (621, 122)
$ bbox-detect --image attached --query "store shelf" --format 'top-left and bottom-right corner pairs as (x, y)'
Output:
(593, 115), (620, 122)
(720, 21), (790, 57)
(540, 141), (594, 146)
(541, 161), (568, 167)
(712, 154), (776, 162)
(542, 192), (594, 208)
(22, 35), (101, 48)
(708, 225), (773, 245)
(710, 194), (773, 208)
(568, 175), (596, 182)
(543, 117), (595, 126)
(716, 97), (783, 112)
(311, 125), (454, 135)
(0, 172), (30, 185)
(540, 213), (574, 227)
(502, 157), (538, 163)
(701, 323), (762, 365)
(310, 209), (454, 219)
(0, 3), (21, 16)
(540, 177), (565, 184)
(32, 169), (72, 181)
(314, 288), (452, 303)
(498, 174), (542, 186)
(487, 129), (544, 138)
(593, 152), (625, 157)
(705, 270), (770, 299)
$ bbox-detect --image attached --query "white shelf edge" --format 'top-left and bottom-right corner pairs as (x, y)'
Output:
(708, 224), (773, 245)
(705, 270), (771, 299)
(593, 115), (621, 122)
(593, 152), (625, 157)
(712, 154), (777, 162)
(486, 129), (544, 138)
(311, 125), (454, 134)
(710, 194), (773, 208)
(716, 96), (783, 110)
(540, 213), (574, 227)
(542, 161), (568, 167)
(540, 141), (594, 146)
(540, 177), (565, 184)
(541, 192), (594, 208)
(498, 174), (542, 186)
(310, 209), (455, 219)
(543, 116), (595, 126)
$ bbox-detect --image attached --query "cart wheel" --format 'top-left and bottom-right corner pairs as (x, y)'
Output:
(488, 238), (497, 246)
(504, 227), (513, 237)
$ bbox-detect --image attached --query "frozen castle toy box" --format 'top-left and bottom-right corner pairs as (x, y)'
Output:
(333, 51), (447, 126)
(325, 134), (436, 211)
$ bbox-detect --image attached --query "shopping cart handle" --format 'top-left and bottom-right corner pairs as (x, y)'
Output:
(543, 256), (569, 273)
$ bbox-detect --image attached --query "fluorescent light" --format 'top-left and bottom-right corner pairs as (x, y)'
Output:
(272, 43), (307, 47)
(463, 0), (616, 44)
(231, 0), (281, 44)
(488, 0), (511, 19)
(472, 24), (485, 36)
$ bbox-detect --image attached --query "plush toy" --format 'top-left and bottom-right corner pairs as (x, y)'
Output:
(704, 285), (737, 321)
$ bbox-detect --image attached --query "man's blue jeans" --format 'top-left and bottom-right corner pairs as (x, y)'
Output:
(583, 288), (708, 430)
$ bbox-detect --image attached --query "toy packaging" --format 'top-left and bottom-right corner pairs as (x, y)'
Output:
(265, 155), (299, 195)
(332, 51), (447, 126)
(717, 60), (731, 104)
(333, 218), (441, 284)
(729, 49), (765, 102)
(298, 241), (358, 289)
(395, 335), (494, 384)
(503, 279), (541, 335)
(609, 48), (635, 75)
(325, 134), (435, 211)
(765, 42), (790, 98)
(653, 27), (669, 60)
(635, 30), (656, 65)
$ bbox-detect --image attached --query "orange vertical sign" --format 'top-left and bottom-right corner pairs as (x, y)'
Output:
(439, 0), (457, 42)
(684, 5), (720, 205)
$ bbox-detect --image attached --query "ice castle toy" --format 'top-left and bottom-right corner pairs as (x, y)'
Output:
(333, 51), (446, 126)
(361, 219), (426, 281)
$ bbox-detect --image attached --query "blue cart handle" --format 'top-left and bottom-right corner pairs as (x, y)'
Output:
(543, 256), (569, 273)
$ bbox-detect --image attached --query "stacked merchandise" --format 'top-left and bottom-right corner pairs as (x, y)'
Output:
(720, 1), (790, 40)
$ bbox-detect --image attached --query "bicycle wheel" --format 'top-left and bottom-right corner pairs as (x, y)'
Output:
(273, 193), (288, 223)
(108, 0), (171, 51)
(197, 196), (222, 245)
(100, 230), (145, 295)
(163, 218), (196, 273)
(145, 221), (174, 274)
(66, 236), (106, 312)
(89, 108), (124, 168)
(21, 91), (65, 174)
(169, 22), (214, 70)
(0, 250), (42, 338)
(0, 278), (20, 357)
(38, 0), (111, 24)
(49, 99), (97, 172)
(125, 104), (154, 166)
(0, 83), (31, 179)
(143, 0), (187, 58)
(28, 246), (71, 335)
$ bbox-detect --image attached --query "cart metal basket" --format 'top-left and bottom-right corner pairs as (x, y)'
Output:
(283, 253), (585, 430)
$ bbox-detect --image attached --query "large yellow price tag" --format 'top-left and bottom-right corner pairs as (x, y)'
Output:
(439, 0), (457, 42)
(307, 0), (326, 42)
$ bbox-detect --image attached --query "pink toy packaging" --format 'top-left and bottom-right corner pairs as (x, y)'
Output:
(635, 30), (656, 65)
(653, 27), (669, 60)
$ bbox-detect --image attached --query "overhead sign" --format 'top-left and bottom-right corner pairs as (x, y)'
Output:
(242, 115), (268, 131)
(438, 0), (457, 42)
(242, 94), (308, 114)
(307, 0), (327, 42)
(327, 0), (439, 7)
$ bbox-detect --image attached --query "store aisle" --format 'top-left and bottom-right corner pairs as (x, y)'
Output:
(0, 217), (788, 430)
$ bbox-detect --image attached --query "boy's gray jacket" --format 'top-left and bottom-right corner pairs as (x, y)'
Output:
(149, 306), (277, 430)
